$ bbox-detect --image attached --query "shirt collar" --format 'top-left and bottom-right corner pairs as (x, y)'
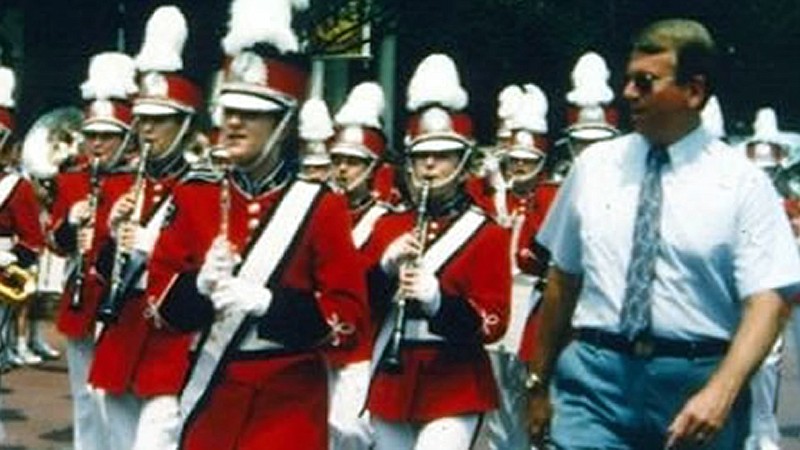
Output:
(635, 125), (715, 172)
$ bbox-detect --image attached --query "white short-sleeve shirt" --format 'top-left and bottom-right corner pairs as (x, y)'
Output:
(537, 125), (800, 340)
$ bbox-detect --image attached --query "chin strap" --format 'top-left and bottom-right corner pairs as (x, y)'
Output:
(240, 107), (296, 174)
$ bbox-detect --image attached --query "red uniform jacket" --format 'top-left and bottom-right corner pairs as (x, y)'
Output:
(0, 171), (45, 267)
(88, 169), (187, 395)
(363, 197), (511, 421)
(146, 175), (366, 450)
(50, 170), (134, 339)
(327, 197), (393, 368)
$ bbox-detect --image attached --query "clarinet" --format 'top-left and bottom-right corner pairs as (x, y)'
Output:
(69, 156), (101, 310)
(97, 142), (151, 323)
(380, 180), (431, 373)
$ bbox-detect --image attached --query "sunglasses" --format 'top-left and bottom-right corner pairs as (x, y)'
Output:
(625, 72), (674, 94)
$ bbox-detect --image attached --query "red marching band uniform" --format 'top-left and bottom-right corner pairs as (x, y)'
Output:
(143, 1), (366, 448)
(0, 67), (44, 272)
(87, 7), (201, 399)
(363, 54), (510, 447)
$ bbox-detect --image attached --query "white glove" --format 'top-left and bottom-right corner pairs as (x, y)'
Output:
(197, 237), (239, 296)
(0, 251), (17, 268)
(68, 200), (90, 225)
(399, 264), (441, 317)
(210, 277), (272, 316)
(380, 232), (420, 275)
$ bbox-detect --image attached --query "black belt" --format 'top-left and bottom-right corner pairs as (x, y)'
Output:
(574, 328), (729, 359)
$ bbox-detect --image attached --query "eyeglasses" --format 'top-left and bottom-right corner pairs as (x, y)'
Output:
(625, 72), (674, 94)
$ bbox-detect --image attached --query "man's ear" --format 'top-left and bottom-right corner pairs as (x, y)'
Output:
(685, 74), (708, 110)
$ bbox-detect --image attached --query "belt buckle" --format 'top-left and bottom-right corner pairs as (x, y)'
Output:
(632, 337), (655, 358)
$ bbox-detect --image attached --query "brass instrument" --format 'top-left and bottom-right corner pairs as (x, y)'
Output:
(0, 263), (36, 305)
(380, 180), (431, 373)
(69, 156), (101, 310)
(97, 142), (151, 323)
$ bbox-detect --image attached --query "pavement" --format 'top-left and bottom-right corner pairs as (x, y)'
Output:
(2, 321), (800, 450)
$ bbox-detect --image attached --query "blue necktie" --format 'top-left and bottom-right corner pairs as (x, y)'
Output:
(619, 146), (669, 340)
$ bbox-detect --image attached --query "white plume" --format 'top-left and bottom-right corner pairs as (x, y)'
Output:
(81, 52), (138, 100)
(507, 84), (548, 133)
(566, 51), (614, 106)
(497, 85), (524, 121)
(135, 6), (188, 72)
(334, 82), (385, 129)
(223, 0), (300, 55)
(0, 67), (15, 108)
(701, 95), (725, 138)
(300, 98), (334, 141)
(406, 53), (468, 112)
(753, 107), (780, 142)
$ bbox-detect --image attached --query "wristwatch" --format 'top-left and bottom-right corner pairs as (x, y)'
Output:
(524, 371), (545, 392)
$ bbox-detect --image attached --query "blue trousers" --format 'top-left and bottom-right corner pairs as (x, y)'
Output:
(550, 340), (750, 449)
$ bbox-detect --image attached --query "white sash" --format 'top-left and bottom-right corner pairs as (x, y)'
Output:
(179, 180), (322, 428)
(132, 197), (174, 289)
(0, 173), (21, 210)
(370, 208), (486, 377)
(351, 203), (389, 249)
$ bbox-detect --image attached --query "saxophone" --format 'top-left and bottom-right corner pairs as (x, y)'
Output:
(97, 142), (151, 323)
(69, 156), (101, 310)
(380, 180), (431, 373)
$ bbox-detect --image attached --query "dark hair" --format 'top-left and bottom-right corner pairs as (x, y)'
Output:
(632, 19), (718, 95)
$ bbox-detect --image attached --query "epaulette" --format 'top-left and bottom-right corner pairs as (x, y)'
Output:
(180, 161), (224, 184)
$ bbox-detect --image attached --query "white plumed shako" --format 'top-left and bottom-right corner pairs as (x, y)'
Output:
(405, 54), (473, 153)
(331, 82), (386, 160)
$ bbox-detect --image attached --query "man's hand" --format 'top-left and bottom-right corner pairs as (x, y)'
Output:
(665, 380), (736, 449)
(527, 386), (553, 448)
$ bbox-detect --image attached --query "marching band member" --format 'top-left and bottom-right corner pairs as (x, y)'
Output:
(297, 98), (334, 182)
(144, 0), (366, 448)
(86, 6), (203, 449)
(742, 106), (786, 450)
(363, 53), (510, 450)
(483, 83), (558, 450)
(551, 51), (619, 182)
(327, 81), (393, 450)
(47, 51), (137, 450)
(0, 66), (46, 370)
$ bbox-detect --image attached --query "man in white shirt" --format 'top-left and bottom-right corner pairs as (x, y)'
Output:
(526, 18), (800, 449)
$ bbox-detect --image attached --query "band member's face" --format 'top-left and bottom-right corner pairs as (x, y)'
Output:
(137, 114), (184, 157)
(222, 108), (279, 166)
(504, 156), (541, 180)
(300, 163), (331, 182)
(331, 154), (371, 191)
(410, 150), (460, 185)
(83, 131), (124, 165)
